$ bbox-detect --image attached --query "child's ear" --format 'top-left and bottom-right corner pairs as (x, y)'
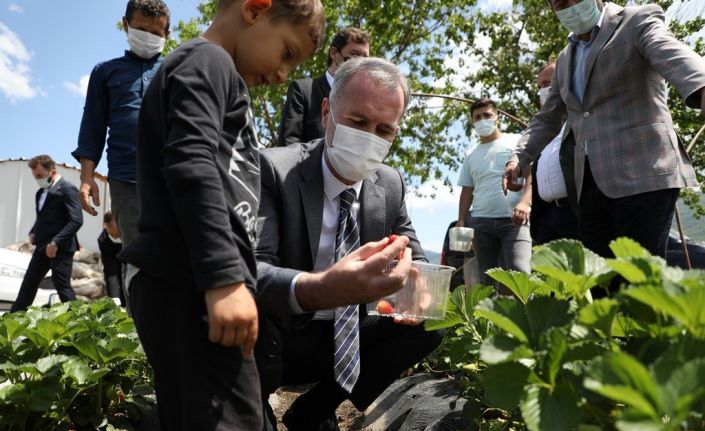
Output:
(241, 0), (272, 24)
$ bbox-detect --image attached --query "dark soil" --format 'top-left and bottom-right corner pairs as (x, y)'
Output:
(271, 386), (367, 431)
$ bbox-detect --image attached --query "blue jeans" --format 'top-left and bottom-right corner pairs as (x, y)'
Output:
(469, 217), (532, 286)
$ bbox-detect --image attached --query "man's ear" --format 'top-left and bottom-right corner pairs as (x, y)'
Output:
(241, 0), (272, 24)
(321, 97), (330, 127)
(122, 17), (129, 33)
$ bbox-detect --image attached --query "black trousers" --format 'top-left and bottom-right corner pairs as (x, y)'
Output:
(256, 315), (444, 430)
(579, 158), (678, 259)
(11, 247), (75, 312)
(129, 271), (263, 431)
(532, 203), (580, 245)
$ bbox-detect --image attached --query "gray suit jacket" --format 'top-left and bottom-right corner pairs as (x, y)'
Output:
(513, 3), (705, 199)
(255, 140), (426, 331)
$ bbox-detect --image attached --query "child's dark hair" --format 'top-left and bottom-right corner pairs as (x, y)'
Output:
(125, 0), (171, 32)
(327, 27), (371, 67)
(27, 155), (55, 171)
(470, 98), (498, 117)
(218, 0), (326, 50)
(103, 211), (115, 224)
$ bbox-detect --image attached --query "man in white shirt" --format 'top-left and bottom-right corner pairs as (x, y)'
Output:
(514, 61), (580, 244)
(457, 98), (532, 288)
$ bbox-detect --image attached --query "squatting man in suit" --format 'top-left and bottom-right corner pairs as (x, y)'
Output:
(11, 155), (83, 312)
(277, 26), (371, 146)
(503, 0), (705, 268)
(255, 57), (444, 431)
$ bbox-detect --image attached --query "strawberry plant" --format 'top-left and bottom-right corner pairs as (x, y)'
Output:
(425, 238), (705, 431)
(0, 299), (154, 431)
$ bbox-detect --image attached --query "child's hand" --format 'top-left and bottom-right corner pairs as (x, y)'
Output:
(205, 282), (259, 356)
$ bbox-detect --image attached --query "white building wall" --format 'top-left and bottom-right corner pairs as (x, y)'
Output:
(0, 160), (111, 252)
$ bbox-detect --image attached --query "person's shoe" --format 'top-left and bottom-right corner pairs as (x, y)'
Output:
(281, 403), (340, 431)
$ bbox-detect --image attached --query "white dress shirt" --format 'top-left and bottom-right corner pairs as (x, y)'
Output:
(325, 70), (334, 89)
(536, 125), (569, 203)
(289, 154), (363, 318)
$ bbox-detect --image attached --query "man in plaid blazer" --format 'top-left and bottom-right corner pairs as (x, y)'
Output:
(504, 0), (705, 262)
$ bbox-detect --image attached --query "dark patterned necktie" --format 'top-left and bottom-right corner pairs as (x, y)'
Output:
(333, 188), (361, 393)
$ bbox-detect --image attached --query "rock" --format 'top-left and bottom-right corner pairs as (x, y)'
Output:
(362, 374), (468, 431)
(74, 249), (100, 265)
(6, 242), (34, 254)
(268, 393), (281, 411)
(71, 277), (105, 299)
(72, 261), (102, 280)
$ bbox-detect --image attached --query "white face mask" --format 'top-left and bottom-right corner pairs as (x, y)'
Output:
(538, 87), (551, 106)
(36, 175), (52, 189)
(556, 0), (601, 36)
(473, 119), (497, 138)
(325, 108), (393, 183)
(127, 27), (165, 59)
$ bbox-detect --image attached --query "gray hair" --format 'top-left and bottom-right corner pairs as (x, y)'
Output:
(329, 57), (410, 117)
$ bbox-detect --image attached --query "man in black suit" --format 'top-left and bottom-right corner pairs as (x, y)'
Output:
(277, 26), (371, 146)
(11, 155), (83, 312)
(257, 57), (443, 431)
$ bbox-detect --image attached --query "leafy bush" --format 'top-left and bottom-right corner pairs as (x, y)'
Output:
(0, 299), (154, 431)
(425, 238), (705, 431)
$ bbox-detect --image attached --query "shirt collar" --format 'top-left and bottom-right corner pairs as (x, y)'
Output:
(321, 151), (363, 202)
(124, 50), (161, 63)
(325, 71), (335, 89)
(568, 4), (607, 45)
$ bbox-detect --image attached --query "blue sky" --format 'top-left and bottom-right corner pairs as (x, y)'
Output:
(1, 0), (703, 254)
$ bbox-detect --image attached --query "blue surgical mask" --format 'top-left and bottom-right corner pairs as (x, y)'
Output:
(556, 0), (601, 36)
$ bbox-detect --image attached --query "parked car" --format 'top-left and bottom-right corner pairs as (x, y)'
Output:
(666, 233), (705, 269)
(440, 220), (477, 290)
(0, 248), (57, 312)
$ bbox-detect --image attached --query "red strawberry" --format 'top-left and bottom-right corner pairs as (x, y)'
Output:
(384, 234), (404, 260)
(377, 300), (394, 314)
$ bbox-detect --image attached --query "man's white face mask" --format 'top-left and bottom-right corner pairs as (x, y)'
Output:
(555, 0), (601, 36)
(36, 175), (53, 189)
(473, 118), (497, 138)
(325, 107), (393, 183)
(539, 87), (551, 106)
(127, 26), (165, 59)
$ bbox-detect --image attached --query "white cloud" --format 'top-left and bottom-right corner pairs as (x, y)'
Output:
(0, 21), (39, 103)
(8, 3), (23, 13)
(407, 179), (460, 213)
(64, 74), (90, 97)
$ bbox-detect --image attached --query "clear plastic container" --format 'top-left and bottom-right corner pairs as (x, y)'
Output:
(448, 227), (474, 252)
(367, 261), (454, 320)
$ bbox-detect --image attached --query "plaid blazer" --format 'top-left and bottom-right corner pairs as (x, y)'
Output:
(513, 3), (705, 199)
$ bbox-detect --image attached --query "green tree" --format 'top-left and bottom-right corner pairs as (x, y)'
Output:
(168, 0), (704, 198)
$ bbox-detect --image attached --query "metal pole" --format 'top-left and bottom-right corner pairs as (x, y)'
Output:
(410, 92), (528, 128)
(674, 204), (692, 270)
